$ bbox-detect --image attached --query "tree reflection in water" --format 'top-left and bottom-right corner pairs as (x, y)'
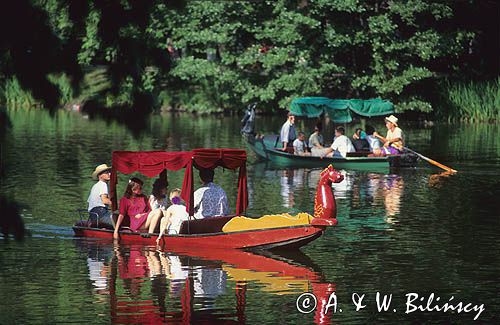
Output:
(0, 196), (26, 240)
(75, 239), (336, 324)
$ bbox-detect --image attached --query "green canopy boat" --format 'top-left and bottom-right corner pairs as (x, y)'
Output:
(242, 98), (417, 170)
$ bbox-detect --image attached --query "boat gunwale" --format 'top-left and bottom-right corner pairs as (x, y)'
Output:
(264, 147), (391, 162)
(246, 134), (416, 168)
(72, 222), (327, 238)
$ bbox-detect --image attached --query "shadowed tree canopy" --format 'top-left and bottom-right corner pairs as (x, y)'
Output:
(0, 0), (185, 114)
(0, 0), (497, 115)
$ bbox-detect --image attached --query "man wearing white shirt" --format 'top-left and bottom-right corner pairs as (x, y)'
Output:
(279, 112), (296, 151)
(323, 126), (355, 158)
(87, 164), (113, 227)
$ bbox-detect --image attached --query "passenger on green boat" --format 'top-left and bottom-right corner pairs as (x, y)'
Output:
(293, 132), (311, 156)
(352, 128), (370, 152)
(279, 112), (297, 151)
(365, 125), (383, 155)
(308, 125), (329, 157)
(322, 126), (356, 158)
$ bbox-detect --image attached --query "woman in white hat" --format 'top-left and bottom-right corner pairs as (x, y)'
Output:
(87, 164), (113, 228)
(374, 115), (405, 155)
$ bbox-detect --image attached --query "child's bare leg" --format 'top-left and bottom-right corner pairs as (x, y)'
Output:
(144, 210), (163, 233)
(149, 210), (164, 233)
(156, 215), (171, 243)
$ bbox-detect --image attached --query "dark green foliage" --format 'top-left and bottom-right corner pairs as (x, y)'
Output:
(161, 0), (477, 113)
(0, 0), (498, 119)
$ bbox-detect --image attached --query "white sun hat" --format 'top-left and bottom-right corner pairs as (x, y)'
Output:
(91, 164), (112, 180)
(385, 115), (398, 127)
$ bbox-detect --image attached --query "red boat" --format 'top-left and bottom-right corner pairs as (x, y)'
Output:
(73, 148), (344, 249)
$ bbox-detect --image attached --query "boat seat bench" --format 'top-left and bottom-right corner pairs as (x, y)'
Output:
(346, 151), (371, 157)
(179, 216), (235, 235)
(77, 213), (237, 235)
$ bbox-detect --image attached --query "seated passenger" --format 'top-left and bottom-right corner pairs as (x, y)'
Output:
(193, 169), (229, 219)
(156, 189), (190, 243)
(87, 164), (113, 228)
(365, 125), (383, 155)
(352, 128), (370, 152)
(149, 178), (169, 211)
(293, 132), (311, 156)
(309, 126), (329, 157)
(113, 178), (163, 239)
(322, 126), (356, 158)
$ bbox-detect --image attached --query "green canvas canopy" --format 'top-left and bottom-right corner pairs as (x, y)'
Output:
(289, 97), (394, 123)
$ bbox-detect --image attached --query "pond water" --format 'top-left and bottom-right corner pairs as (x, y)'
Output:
(1, 107), (499, 323)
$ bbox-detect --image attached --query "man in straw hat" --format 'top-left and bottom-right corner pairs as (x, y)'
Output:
(374, 115), (405, 155)
(87, 164), (114, 228)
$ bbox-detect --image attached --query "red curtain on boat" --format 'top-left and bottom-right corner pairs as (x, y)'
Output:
(110, 151), (192, 211)
(182, 148), (248, 216)
(112, 151), (192, 176)
(110, 149), (248, 216)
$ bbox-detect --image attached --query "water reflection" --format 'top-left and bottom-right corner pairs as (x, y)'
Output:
(252, 163), (405, 224)
(428, 170), (454, 188)
(280, 169), (306, 208)
(76, 239), (336, 324)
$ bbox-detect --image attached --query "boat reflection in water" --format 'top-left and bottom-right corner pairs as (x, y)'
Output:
(76, 239), (336, 324)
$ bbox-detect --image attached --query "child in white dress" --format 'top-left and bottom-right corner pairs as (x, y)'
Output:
(156, 189), (190, 244)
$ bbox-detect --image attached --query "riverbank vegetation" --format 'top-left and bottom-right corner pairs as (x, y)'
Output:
(438, 78), (500, 122)
(0, 0), (498, 120)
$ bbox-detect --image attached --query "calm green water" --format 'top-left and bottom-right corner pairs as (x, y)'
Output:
(1, 107), (499, 324)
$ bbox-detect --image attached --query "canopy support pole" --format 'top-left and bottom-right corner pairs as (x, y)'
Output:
(110, 167), (118, 212)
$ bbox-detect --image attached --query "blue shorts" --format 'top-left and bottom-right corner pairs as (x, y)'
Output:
(89, 207), (114, 228)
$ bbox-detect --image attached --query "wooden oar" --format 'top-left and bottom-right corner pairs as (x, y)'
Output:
(404, 147), (457, 173)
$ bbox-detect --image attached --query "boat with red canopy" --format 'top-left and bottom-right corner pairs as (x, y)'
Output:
(73, 148), (344, 249)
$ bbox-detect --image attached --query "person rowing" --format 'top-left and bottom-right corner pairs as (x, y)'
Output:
(373, 115), (405, 155)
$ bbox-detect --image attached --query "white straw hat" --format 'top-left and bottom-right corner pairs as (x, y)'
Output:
(91, 164), (112, 180)
(385, 115), (398, 127)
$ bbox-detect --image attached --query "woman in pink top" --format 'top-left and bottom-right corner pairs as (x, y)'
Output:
(113, 178), (163, 239)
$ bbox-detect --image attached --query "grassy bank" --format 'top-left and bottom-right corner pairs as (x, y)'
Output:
(0, 74), (74, 108)
(2, 70), (500, 121)
(0, 77), (37, 107)
(439, 78), (500, 122)
(0, 69), (229, 113)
